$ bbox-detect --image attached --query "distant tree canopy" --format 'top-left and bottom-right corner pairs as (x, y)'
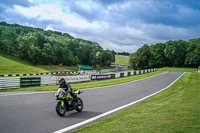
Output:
(117, 52), (129, 56)
(0, 22), (115, 66)
(130, 39), (200, 69)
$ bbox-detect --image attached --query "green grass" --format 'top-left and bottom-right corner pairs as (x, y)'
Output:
(72, 71), (200, 133)
(0, 71), (164, 92)
(0, 52), (131, 75)
(0, 52), (78, 75)
(115, 55), (129, 66)
(158, 67), (197, 72)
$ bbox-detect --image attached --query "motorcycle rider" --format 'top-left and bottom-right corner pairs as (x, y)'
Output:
(58, 78), (75, 98)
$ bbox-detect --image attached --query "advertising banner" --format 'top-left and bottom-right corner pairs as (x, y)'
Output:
(91, 74), (110, 80)
(55, 75), (91, 83)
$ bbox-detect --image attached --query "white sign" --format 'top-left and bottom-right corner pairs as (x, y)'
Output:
(56, 75), (91, 83)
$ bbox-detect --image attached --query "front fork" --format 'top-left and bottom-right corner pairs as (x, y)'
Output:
(57, 100), (65, 108)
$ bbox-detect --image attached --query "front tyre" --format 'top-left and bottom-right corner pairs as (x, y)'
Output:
(75, 98), (83, 112)
(56, 102), (66, 117)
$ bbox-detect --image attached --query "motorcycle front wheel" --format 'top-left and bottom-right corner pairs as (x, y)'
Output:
(56, 102), (66, 117)
(75, 98), (83, 112)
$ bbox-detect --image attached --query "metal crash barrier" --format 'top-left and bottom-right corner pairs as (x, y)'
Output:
(0, 69), (156, 89)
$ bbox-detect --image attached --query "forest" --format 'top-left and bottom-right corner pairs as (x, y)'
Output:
(129, 39), (200, 69)
(0, 22), (115, 66)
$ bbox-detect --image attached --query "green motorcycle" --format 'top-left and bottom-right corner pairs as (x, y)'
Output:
(55, 88), (83, 117)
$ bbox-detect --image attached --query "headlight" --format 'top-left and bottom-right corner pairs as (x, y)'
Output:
(59, 92), (64, 98)
(55, 88), (65, 98)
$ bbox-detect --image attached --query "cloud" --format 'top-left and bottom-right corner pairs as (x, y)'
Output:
(103, 0), (200, 28)
(14, 2), (108, 29)
(0, 0), (31, 7)
(0, 0), (200, 53)
(65, 0), (104, 22)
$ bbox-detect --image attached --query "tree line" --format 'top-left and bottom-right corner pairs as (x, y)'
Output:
(129, 39), (200, 69)
(117, 52), (129, 56)
(0, 22), (115, 66)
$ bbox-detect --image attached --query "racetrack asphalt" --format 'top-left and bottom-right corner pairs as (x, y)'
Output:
(0, 72), (184, 133)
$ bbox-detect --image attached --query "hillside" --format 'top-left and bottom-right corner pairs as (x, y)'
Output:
(0, 22), (115, 67)
(0, 52), (78, 75)
(115, 55), (129, 66)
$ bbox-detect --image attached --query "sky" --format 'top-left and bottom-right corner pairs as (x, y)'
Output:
(0, 0), (200, 53)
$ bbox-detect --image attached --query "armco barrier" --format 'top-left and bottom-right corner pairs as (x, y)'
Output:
(91, 69), (157, 80)
(41, 76), (57, 86)
(115, 73), (120, 78)
(120, 73), (124, 77)
(109, 74), (116, 79)
(41, 75), (91, 85)
(0, 69), (156, 89)
(0, 71), (78, 77)
(0, 68), (121, 78)
(0, 77), (20, 89)
(128, 72), (131, 76)
(136, 71), (139, 75)
(124, 72), (128, 77)
(20, 77), (41, 88)
(57, 75), (91, 83)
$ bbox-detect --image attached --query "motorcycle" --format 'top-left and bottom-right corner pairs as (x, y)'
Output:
(55, 88), (83, 117)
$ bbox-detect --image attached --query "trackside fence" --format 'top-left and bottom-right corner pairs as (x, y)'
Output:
(0, 69), (156, 90)
(0, 77), (20, 89)
(90, 69), (156, 80)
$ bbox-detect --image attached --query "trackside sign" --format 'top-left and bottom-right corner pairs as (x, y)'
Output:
(55, 75), (91, 83)
(91, 69), (157, 81)
(91, 74), (111, 80)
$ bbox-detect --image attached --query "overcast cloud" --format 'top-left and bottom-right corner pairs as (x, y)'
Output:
(0, 0), (200, 53)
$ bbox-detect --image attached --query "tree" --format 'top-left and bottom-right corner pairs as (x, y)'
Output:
(117, 52), (129, 56)
(149, 43), (168, 68)
(16, 35), (31, 59)
(60, 45), (73, 65)
(26, 34), (42, 64)
(41, 43), (56, 64)
(129, 44), (150, 69)
(129, 52), (138, 69)
(102, 50), (115, 66)
(72, 56), (79, 66)
(27, 45), (42, 64)
(164, 40), (187, 67)
(0, 26), (17, 54)
(96, 51), (103, 66)
(184, 38), (200, 67)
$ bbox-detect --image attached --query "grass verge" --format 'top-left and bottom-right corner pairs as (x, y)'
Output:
(0, 71), (164, 92)
(0, 52), (78, 75)
(115, 55), (129, 66)
(158, 67), (197, 72)
(72, 71), (200, 133)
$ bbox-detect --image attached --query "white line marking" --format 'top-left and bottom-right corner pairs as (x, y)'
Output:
(53, 72), (185, 133)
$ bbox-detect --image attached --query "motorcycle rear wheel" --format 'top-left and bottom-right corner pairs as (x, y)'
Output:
(56, 102), (66, 117)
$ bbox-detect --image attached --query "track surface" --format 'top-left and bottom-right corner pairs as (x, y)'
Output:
(0, 72), (183, 133)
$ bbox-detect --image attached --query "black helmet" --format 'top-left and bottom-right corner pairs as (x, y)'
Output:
(59, 78), (66, 88)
